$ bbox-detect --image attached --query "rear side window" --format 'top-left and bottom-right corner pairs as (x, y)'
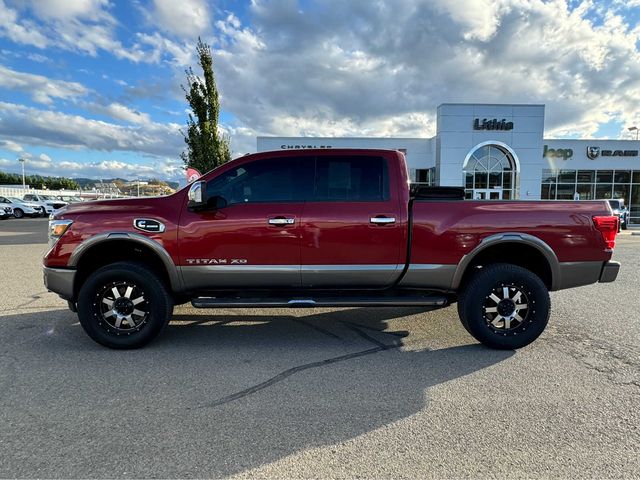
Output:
(206, 157), (313, 205)
(24, 195), (35, 201)
(314, 156), (389, 201)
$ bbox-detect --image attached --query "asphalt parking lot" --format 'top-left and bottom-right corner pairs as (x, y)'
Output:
(0, 217), (638, 478)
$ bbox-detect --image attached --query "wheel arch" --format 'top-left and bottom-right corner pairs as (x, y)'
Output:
(452, 233), (560, 291)
(69, 233), (183, 298)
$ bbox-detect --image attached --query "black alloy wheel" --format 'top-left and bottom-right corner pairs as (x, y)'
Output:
(458, 263), (550, 349)
(77, 261), (173, 349)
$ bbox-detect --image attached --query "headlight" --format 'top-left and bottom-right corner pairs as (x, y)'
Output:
(48, 219), (73, 246)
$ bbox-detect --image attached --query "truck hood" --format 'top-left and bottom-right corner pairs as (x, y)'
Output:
(56, 194), (182, 217)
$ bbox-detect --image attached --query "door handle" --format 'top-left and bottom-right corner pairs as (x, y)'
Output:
(268, 217), (295, 225)
(370, 216), (396, 224)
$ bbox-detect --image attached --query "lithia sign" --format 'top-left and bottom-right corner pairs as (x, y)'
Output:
(544, 145), (638, 160)
(473, 118), (514, 131)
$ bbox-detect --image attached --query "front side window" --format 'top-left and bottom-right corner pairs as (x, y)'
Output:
(206, 157), (311, 205)
(314, 156), (389, 202)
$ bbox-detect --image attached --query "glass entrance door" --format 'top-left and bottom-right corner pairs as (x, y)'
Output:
(464, 144), (517, 199)
(473, 189), (502, 200)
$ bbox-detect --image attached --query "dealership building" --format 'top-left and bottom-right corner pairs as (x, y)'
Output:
(257, 103), (640, 224)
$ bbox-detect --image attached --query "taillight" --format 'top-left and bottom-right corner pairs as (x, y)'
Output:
(592, 215), (619, 250)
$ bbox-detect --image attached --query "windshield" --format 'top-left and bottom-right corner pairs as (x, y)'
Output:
(8, 197), (24, 203)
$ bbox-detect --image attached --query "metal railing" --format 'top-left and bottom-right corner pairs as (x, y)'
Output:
(0, 186), (126, 200)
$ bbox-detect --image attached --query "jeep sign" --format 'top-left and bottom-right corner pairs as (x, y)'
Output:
(543, 145), (573, 160)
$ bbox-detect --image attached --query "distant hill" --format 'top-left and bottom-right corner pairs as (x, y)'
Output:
(1, 172), (179, 191)
(73, 177), (128, 188)
(74, 177), (179, 190)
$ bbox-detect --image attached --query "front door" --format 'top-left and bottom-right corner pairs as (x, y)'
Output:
(178, 156), (312, 289)
(300, 153), (406, 287)
(473, 189), (502, 200)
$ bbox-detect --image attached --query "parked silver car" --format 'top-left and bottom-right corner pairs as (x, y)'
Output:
(608, 199), (629, 230)
(0, 205), (12, 219)
(0, 196), (45, 218)
(56, 195), (82, 203)
(21, 194), (67, 215)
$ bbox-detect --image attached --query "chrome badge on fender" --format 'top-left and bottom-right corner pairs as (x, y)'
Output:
(185, 258), (248, 265)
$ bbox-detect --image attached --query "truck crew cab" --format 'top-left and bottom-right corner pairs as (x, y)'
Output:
(44, 149), (621, 350)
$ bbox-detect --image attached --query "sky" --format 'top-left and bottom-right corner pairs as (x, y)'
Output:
(0, 0), (639, 184)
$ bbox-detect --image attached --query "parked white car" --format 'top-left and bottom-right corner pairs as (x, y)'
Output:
(0, 204), (12, 219)
(0, 196), (45, 218)
(56, 195), (82, 203)
(22, 194), (68, 215)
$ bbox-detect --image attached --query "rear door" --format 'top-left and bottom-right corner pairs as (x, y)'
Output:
(300, 153), (406, 287)
(178, 156), (312, 289)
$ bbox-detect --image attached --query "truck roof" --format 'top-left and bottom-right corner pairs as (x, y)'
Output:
(251, 148), (404, 157)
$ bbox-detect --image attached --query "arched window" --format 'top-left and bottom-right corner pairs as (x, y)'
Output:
(463, 144), (517, 200)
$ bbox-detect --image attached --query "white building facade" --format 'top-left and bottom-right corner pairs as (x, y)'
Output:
(257, 103), (640, 224)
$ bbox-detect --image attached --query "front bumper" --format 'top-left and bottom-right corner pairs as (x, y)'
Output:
(599, 261), (620, 283)
(43, 266), (76, 300)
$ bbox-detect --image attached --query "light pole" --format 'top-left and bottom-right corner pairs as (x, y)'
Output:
(629, 126), (639, 141)
(18, 158), (26, 189)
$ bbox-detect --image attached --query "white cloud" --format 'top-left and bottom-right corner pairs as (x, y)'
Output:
(25, 0), (111, 21)
(0, 0), (48, 48)
(136, 32), (194, 66)
(0, 102), (183, 157)
(206, 0), (640, 144)
(149, 0), (211, 38)
(88, 103), (152, 125)
(431, 0), (502, 41)
(0, 0), (183, 64)
(0, 64), (89, 104)
(26, 52), (51, 63)
(2, 0), (640, 175)
(0, 155), (184, 181)
(0, 139), (24, 153)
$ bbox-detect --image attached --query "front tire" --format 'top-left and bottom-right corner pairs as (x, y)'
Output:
(457, 263), (550, 349)
(13, 208), (24, 219)
(77, 262), (173, 349)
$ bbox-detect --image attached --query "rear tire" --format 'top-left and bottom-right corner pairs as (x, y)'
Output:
(77, 262), (173, 349)
(457, 263), (550, 349)
(13, 208), (24, 219)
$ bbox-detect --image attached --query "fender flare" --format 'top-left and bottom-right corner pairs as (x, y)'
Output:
(68, 232), (184, 292)
(450, 233), (560, 291)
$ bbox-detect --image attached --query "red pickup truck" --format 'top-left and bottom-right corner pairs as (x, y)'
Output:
(44, 149), (620, 350)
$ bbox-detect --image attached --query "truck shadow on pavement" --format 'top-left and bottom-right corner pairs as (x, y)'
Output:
(2, 306), (514, 478)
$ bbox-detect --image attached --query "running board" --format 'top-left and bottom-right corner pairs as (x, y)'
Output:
(191, 294), (448, 309)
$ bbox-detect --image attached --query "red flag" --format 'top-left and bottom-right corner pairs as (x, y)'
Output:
(186, 167), (202, 183)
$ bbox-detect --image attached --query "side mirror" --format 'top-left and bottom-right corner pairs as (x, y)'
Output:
(187, 181), (207, 210)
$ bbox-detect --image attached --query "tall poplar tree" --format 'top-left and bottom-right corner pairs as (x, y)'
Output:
(181, 38), (231, 174)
